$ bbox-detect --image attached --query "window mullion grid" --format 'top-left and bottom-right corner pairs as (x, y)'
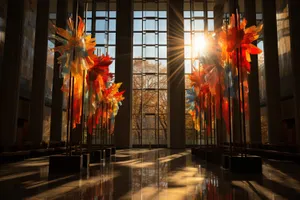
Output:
(140, 0), (144, 145)
(157, 0), (159, 146)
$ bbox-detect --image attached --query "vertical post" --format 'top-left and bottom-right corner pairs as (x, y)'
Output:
(50, 0), (68, 142)
(71, 0), (84, 145)
(168, 0), (185, 149)
(262, 0), (283, 144)
(0, 0), (25, 150)
(28, 0), (50, 146)
(214, 0), (224, 146)
(288, 0), (300, 146)
(115, 0), (133, 148)
(244, 0), (262, 144)
(228, 0), (241, 145)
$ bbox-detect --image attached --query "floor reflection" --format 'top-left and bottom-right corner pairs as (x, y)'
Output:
(0, 149), (300, 199)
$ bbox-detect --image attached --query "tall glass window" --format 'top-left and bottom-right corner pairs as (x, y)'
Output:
(85, 0), (117, 74)
(132, 0), (167, 146)
(184, 0), (215, 145)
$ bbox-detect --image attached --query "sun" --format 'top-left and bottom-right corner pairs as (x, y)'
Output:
(193, 35), (207, 58)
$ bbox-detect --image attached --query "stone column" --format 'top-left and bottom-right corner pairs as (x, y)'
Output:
(167, 0), (185, 149)
(114, 0), (133, 148)
(28, 0), (50, 146)
(50, 0), (68, 142)
(288, 0), (300, 146)
(244, 0), (262, 144)
(0, 0), (25, 150)
(262, 0), (282, 144)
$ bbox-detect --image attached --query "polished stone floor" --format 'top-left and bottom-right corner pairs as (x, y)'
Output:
(1, 149), (300, 199)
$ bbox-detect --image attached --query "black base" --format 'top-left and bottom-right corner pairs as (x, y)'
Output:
(72, 152), (90, 168)
(222, 154), (262, 174)
(111, 147), (116, 155)
(90, 150), (103, 163)
(105, 148), (111, 158)
(49, 155), (83, 174)
(192, 147), (222, 164)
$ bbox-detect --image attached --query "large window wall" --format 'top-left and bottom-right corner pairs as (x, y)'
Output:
(85, 0), (116, 73)
(83, 0), (117, 144)
(132, 0), (168, 146)
(184, 0), (215, 145)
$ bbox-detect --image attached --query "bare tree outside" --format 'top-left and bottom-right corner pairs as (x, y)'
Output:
(132, 60), (168, 145)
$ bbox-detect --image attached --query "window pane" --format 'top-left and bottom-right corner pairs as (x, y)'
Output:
(159, 11), (167, 18)
(144, 46), (157, 58)
(194, 11), (204, 17)
(109, 11), (116, 18)
(159, 33), (167, 45)
(184, 11), (191, 18)
(143, 91), (158, 113)
(96, 20), (106, 31)
(133, 46), (142, 58)
(132, 90), (142, 113)
(134, 20), (142, 31)
(134, 33), (142, 45)
(207, 11), (214, 18)
(143, 115), (156, 129)
(109, 61), (115, 73)
(144, 75), (158, 89)
(85, 19), (92, 32)
(159, 19), (167, 31)
(144, 19), (156, 31)
(159, 46), (167, 58)
(194, 19), (204, 31)
(144, 11), (157, 17)
(94, 46), (106, 55)
(85, 11), (92, 18)
(184, 32), (191, 45)
(185, 60), (192, 74)
(208, 19), (214, 31)
(108, 33), (116, 45)
(159, 75), (167, 89)
(96, 11), (107, 17)
(185, 46), (191, 58)
(133, 75), (142, 89)
(144, 33), (157, 45)
(133, 60), (142, 73)
(108, 46), (115, 58)
(109, 19), (116, 31)
(159, 91), (167, 113)
(96, 33), (106, 45)
(144, 60), (157, 73)
(184, 19), (191, 31)
(134, 11), (142, 18)
(159, 60), (167, 73)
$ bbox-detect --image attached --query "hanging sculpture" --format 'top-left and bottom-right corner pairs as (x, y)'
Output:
(51, 16), (124, 143)
(186, 14), (263, 146)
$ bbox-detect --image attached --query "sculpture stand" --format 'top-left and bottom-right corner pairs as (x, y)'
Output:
(49, 155), (83, 175)
(222, 154), (262, 174)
